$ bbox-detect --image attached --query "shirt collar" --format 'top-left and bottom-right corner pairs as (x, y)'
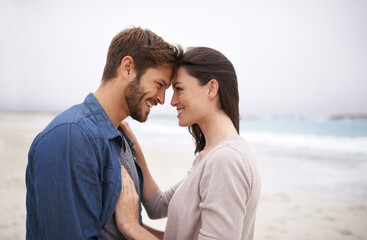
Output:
(84, 93), (122, 140)
(118, 126), (135, 149)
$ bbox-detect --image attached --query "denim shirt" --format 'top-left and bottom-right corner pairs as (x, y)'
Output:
(26, 93), (142, 240)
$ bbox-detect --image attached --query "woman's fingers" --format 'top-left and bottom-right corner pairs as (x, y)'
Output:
(119, 121), (138, 144)
(121, 167), (133, 200)
(120, 121), (130, 130)
(115, 165), (140, 234)
(121, 167), (135, 193)
(122, 166), (139, 202)
(121, 165), (139, 207)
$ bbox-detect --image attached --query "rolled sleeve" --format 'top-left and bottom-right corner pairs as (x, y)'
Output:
(32, 124), (103, 239)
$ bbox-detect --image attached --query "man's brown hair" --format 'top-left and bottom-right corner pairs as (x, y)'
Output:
(102, 27), (181, 81)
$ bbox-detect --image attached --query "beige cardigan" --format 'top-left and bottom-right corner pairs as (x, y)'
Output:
(144, 136), (261, 240)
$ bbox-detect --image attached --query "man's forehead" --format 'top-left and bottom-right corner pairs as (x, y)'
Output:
(149, 67), (173, 83)
(146, 66), (173, 75)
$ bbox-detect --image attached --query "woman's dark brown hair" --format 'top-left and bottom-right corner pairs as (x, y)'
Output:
(102, 27), (181, 81)
(178, 47), (240, 154)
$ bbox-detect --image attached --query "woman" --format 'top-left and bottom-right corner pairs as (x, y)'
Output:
(115, 47), (261, 240)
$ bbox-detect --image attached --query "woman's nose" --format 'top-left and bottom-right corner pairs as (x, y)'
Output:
(171, 92), (177, 107)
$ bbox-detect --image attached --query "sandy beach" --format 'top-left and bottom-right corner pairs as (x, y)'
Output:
(1, 112), (366, 240)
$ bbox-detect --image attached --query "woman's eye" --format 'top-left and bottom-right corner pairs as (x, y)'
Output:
(175, 87), (182, 91)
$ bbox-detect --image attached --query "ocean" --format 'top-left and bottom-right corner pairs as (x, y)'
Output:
(127, 116), (367, 199)
(128, 116), (367, 159)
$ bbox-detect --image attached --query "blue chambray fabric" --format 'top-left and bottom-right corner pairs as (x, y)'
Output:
(25, 93), (141, 240)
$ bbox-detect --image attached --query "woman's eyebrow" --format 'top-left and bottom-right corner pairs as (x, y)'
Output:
(173, 82), (182, 87)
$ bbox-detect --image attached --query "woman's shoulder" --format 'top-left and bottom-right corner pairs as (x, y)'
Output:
(201, 136), (260, 187)
(204, 135), (254, 166)
(199, 136), (259, 188)
(211, 135), (251, 155)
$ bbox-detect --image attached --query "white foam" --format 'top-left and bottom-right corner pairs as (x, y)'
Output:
(242, 131), (367, 155)
(128, 119), (367, 157)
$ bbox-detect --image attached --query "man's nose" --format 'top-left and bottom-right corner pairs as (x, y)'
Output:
(157, 90), (165, 105)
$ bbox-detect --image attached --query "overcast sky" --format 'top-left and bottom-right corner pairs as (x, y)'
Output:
(0, 0), (366, 117)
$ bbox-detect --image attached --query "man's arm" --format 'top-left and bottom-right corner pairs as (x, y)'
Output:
(32, 124), (103, 239)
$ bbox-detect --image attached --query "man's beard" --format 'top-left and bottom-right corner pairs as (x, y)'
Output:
(124, 78), (149, 122)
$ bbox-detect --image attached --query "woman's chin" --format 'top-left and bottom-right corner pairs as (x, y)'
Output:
(178, 120), (189, 127)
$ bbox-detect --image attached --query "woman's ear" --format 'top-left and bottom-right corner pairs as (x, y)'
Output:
(207, 79), (219, 100)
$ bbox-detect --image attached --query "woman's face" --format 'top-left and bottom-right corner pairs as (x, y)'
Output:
(171, 67), (210, 127)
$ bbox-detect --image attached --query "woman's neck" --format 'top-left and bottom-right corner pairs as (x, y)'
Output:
(197, 110), (238, 159)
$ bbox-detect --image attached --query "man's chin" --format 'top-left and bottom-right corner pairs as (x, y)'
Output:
(131, 113), (148, 123)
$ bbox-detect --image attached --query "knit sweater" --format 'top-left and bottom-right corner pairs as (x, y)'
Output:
(144, 135), (261, 240)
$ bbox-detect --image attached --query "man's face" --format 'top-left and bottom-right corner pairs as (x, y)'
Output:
(124, 67), (173, 122)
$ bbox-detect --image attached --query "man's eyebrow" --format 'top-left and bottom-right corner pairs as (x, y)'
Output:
(157, 79), (169, 87)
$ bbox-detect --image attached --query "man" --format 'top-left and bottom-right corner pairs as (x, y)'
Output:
(26, 27), (181, 239)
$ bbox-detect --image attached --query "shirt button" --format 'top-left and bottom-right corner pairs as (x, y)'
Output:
(115, 192), (118, 196)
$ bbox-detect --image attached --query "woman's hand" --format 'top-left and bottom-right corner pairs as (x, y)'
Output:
(119, 120), (159, 205)
(115, 166), (140, 235)
(120, 121), (139, 146)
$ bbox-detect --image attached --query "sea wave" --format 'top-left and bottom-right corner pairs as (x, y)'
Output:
(243, 131), (367, 156)
(128, 118), (367, 157)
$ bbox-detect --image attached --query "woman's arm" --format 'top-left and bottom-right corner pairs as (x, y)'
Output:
(143, 225), (164, 240)
(115, 167), (159, 240)
(120, 121), (159, 203)
(120, 121), (176, 219)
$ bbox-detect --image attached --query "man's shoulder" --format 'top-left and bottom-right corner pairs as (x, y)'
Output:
(32, 101), (105, 146)
(29, 104), (103, 158)
(45, 103), (92, 130)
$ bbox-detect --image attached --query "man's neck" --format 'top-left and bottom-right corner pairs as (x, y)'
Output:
(94, 79), (129, 128)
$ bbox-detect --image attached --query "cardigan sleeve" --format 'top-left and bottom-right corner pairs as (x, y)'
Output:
(198, 147), (252, 240)
(143, 181), (182, 219)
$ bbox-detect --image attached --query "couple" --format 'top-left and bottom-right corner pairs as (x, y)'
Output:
(26, 27), (261, 240)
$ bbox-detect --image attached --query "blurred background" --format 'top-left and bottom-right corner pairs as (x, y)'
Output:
(1, 0), (366, 239)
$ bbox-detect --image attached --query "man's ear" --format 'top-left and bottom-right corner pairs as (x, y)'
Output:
(207, 79), (219, 100)
(119, 56), (136, 79)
